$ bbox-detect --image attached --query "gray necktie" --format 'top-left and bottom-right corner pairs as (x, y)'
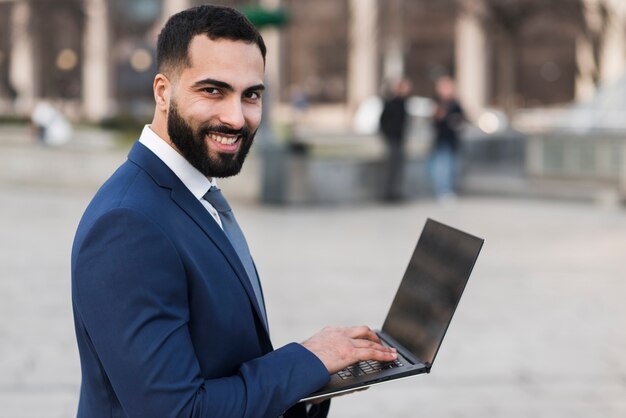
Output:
(203, 186), (267, 329)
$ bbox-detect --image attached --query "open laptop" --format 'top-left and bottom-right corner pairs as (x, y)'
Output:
(302, 218), (484, 402)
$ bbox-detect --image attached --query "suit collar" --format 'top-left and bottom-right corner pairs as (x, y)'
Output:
(127, 141), (271, 339)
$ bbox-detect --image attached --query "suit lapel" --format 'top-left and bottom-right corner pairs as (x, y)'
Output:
(127, 142), (271, 339)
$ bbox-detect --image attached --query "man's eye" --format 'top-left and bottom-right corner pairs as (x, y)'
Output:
(203, 87), (220, 95)
(245, 91), (261, 100)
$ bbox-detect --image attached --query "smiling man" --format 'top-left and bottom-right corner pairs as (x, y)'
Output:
(158, 34), (263, 179)
(71, 5), (396, 418)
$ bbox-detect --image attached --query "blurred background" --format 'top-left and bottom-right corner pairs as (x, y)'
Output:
(1, 0), (625, 417)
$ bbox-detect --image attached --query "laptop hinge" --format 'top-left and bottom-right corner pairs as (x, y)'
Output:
(376, 330), (424, 367)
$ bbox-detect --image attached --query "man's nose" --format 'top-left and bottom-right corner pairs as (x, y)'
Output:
(218, 97), (245, 130)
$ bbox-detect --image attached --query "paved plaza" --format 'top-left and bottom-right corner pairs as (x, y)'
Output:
(1, 129), (626, 417)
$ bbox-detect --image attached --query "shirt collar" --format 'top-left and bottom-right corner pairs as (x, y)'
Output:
(138, 125), (217, 199)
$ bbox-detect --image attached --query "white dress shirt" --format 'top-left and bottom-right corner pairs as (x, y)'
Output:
(138, 125), (223, 229)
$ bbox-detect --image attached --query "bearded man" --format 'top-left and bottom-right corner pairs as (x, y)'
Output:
(71, 5), (396, 418)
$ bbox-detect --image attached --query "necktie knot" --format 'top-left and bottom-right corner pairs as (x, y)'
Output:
(203, 186), (231, 213)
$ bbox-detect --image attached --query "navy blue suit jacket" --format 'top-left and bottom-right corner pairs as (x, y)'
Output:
(71, 142), (330, 417)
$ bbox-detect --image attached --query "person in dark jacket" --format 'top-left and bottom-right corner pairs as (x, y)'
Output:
(430, 75), (465, 200)
(379, 78), (412, 202)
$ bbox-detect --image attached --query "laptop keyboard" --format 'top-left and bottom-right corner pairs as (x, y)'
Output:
(337, 359), (404, 380)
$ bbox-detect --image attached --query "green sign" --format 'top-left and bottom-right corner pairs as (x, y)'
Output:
(241, 6), (289, 28)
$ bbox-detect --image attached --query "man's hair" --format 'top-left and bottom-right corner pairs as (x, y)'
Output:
(157, 5), (266, 76)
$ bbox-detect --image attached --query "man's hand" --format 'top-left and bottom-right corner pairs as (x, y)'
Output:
(301, 325), (397, 374)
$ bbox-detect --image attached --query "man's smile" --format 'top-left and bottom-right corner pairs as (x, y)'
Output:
(207, 132), (242, 152)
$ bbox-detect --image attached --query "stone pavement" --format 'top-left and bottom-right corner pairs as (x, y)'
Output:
(1, 126), (626, 417)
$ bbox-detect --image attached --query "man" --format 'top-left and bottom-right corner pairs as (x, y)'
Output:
(379, 77), (412, 202)
(71, 5), (396, 418)
(430, 75), (465, 201)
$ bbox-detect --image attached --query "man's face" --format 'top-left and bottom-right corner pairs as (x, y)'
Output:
(166, 36), (265, 178)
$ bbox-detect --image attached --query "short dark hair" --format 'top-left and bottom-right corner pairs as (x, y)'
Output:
(157, 5), (266, 76)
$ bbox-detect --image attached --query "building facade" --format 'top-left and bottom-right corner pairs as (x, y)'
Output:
(0, 0), (624, 126)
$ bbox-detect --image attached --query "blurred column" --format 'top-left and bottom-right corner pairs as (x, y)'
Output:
(455, 0), (488, 118)
(9, 1), (36, 114)
(599, 0), (626, 85)
(621, 141), (626, 199)
(382, 0), (404, 82)
(162, 0), (191, 22)
(575, 35), (596, 101)
(577, 0), (601, 100)
(260, 0), (282, 112)
(82, 0), (111, 122)
(347, 0), (378, 114)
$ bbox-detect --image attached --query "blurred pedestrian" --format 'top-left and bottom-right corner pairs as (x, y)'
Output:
(379, 77), (412, 202)
(31, 101), (73, 146)
(429, 76), (464, 201)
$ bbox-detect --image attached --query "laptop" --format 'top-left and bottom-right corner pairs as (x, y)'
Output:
(302, 218), (484, 402)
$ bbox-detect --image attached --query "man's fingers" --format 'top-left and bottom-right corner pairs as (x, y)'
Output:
(350, 338), (377, 349)
(358, 347), (397, 362)
(345, 326), (396, 361)
(350, 339), (398, 362)
(350, 338), (394, 352)
(346, 325), (381, 343)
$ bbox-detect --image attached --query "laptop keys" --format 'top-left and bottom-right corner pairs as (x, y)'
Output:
(337, 359), (404, 379)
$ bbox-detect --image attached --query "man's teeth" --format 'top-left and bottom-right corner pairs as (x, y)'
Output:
(209, 133), (238, 145)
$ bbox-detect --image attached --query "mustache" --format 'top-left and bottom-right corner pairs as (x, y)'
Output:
(199, 124), (251, 138)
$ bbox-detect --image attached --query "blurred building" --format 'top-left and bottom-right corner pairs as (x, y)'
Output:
(0, 0), (625, 126)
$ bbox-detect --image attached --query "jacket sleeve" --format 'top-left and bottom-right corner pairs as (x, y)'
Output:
(72, 208), (329, 418)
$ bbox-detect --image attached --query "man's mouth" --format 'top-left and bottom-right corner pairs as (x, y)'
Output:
(208, 132), (241, 145)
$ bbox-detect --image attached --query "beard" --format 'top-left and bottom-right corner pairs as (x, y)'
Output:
(166, 101), (256, 178)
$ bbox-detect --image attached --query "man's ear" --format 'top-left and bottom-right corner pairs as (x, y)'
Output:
(153, 73), (171, 112)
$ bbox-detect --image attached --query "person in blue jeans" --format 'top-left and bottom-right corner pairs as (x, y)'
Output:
(430, 76), (465, 200)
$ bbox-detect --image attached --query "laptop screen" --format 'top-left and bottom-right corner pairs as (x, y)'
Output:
(381, 219), (484, 367)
